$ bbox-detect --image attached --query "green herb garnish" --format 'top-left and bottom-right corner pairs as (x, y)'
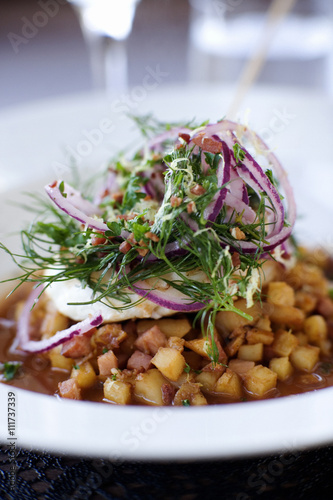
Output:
(0, 362), (22, 381)
(182, 399), (191, 406)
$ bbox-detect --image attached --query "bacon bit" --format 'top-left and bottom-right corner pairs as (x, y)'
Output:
(111, 192), (123, 204)
(167, 336), (185, 352)
(178, 132), (191, 144)
(58, 379), (81, 400)
(161, 383), (175, 405)
(98, 350), (118, 376)
(116, 213), (137, 221)
(170, 195), (182, 207)
(190, 184), (206, 196)
(192, 134), (222, 154)
(91, 235), (107, 246)
(203, 137), (222, 154)
(50, 180), (57, 188)
(119, 241), (132, 254)
(231, 227), (246, 241)
(202, 362), (225, 374)
(135, 325), (167, 356)
(61, 335), (92, 358)
(137, 247), (149, 257)
(75, 256), (85, 264)
(127, 233), (137, 246)
(187, 201), (196, 214)
(145, 231), (159, 242)
(144, 195), (152, 201)
(231, 252), (241, 267)
(127, 351), (152, 372)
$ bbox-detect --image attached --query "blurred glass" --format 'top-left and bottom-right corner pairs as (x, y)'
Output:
(68, 0), (140, 92)
(188, 0), (333, 93)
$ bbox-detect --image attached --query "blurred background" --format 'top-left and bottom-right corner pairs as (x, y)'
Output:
(1, 0), (333, 110)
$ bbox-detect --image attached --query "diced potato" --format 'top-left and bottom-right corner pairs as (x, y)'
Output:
(167, 336), (185, 352)
(151, 347), (186, 381)
(228, 359), (255, 378)
(272, 330), (299, 357)
(215, 369), (243, 399)
(255, 316), (272, 332)
(267, 282), (295, 307)
(259, 259), (281, 285)
(215, 299), (263, 334)
(243, 365), (277, 397)
(295, 291), (317, 314)
(49, 346), (74, 371)
(195, 371), (221, 392)
(137, 318), (192, 338)
(290, 345), (320, 372)
(304, 315), (327, 346)
(269, 305), (305, 329)
(225, 330), (245, 357)
(133, 369), (169, 406)
(269, 356), (293, 381)
(173, 382), (207, 406)
(294, 332), (308, 346)
(104, 379), (132, 405)
(185, 338), (211, 359)
(319, 339), (332, 357)
(71, 361), (97, 389)
(41, 307), (69, 339)
(238, 343), (263, 362)
(246, 328), (274, 345)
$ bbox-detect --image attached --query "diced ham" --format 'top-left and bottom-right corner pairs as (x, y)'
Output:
(161, 383), (175, 405)
(94, 324), (127, 350)
(61, 334), (92, 358)
(58, 378), (81, 400)
(134, 325), (167, 356)
(127, 350), (152, 372)
(98, 350), (118, 376)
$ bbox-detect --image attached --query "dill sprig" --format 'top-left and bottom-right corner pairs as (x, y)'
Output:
(0, 119), (285, 364)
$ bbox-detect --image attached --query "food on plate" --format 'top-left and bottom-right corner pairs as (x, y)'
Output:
(1, 116), (333, 406)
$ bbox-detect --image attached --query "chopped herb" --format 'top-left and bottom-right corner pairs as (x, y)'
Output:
(111, 373), (117, 381)
(0, 361), (22, 381)
(184, 363), (191, 374)
(102, 348), (108, 354)
(59, 180), (67, 198)
(233, 143), (245, 164)
(73, 364), (80, 370)
(182, 399), (191, 406)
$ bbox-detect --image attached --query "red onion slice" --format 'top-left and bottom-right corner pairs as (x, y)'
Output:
(16, 286), (103, 353)
(132, 281), (205, 312)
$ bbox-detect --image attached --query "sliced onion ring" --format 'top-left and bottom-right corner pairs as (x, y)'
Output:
(17, 286), (103, 354)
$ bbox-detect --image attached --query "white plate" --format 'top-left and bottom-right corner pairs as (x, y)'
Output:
(0, 84), (333, 460)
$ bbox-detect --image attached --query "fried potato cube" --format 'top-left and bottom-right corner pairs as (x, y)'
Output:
(71, 361), (97, 389)
(151, 347), (186, 381)
(295, 291), (317, 314)
(238, 343), (264, 362)
(215, 369), (243, 399)
(304, 315), (327, 346)
(104, 379), (132, 405)
(195, 371), (221, 392)
(49, 345), (74, 371)
(255, 316), (272, 332)
(290, 345), (320, 372)
(228, 359), (255, 378)
(137, 318), (191, 338)
(243, 365), (277, 397)
(272, 330), (299, 357)
(185, 338), (211, 359)
(173, 382), (207, 406)
(58, 378), (81, 400)
(269, 305), (305, 329)
(269, 356), (294, 381)
(246, 328), (274, 345)
(133, 369), (169, 406)
(267, 282), (295, 307)
(215, 299), (263, 334)
(294, 332), (308, 346)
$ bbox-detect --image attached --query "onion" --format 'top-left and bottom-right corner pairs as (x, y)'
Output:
(132, 281), (205, 312)
(16, 286), (103, 354)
